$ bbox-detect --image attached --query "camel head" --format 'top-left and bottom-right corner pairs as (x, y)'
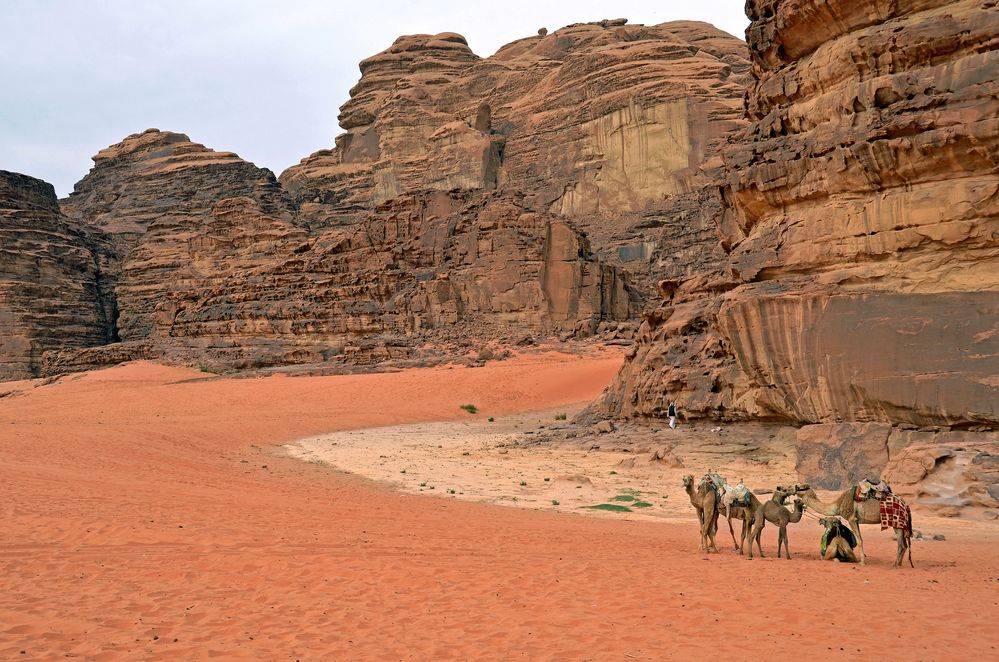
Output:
(792, 483), (810, 493)
(773, 485), (796, 504)
(682, 474), (694, 488)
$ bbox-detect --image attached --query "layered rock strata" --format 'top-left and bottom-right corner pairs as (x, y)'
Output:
(602, 0), (999, 512)
(281, 20), (750, 287)
(0, 171), (110, 379)
(607, 0), (999, 428)
(42, 129), (636, 370)
(23, 21), (748, 375)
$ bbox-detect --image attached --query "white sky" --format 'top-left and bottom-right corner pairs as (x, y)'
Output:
(0, 0), (749, 196)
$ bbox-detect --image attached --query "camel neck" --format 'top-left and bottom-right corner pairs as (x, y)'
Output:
(801, 490), (839, 516)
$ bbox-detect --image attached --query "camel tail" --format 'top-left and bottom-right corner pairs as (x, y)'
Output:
(907, 511), (914, 568)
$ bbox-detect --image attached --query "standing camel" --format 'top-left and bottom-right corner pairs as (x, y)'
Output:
(745, 486), (804, 560)
(682, 475), (720, 553)
(795, 484), (912, 568)
(718, 495), (764, 556)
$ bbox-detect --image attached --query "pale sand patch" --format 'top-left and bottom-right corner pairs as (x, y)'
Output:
(287, 403), (696, 521)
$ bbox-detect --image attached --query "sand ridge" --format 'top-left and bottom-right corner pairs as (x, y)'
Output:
(2, 353), (998, 659)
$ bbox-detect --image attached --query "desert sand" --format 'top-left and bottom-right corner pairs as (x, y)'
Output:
(2, 351), (998, 660)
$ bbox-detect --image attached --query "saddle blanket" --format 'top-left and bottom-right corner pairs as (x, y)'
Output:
(879, 495), (912, 534)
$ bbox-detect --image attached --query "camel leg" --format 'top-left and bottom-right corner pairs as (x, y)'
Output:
(695, 507), (704, 551)
(708, 512), (720, 553)
(894, 528), (906, 569)
(850, 517), (866, 565)
(738, 518), (749, 556)
(725, 509), (738, 551)
(701, 514), (718, 553)
(782, 526), (791, 560)
(746, 515), (764, 560)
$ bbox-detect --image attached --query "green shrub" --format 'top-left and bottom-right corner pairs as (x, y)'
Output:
(588, 503), (632, 513)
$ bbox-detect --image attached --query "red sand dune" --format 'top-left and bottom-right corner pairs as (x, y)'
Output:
(1, 356), (997, 659)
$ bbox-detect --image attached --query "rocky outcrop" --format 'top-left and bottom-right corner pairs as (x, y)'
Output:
(281, 20), (750, 284)
(22, 21), (747, 376)
(47, 136), (636, 370)
(606, 0), (999, 428)
(0, 171), (111, 379)
(61, 129), (298, 342)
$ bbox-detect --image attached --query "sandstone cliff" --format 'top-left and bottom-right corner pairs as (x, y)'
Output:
(607, 0), (999, 427)
(281, 20), (750, 289)
(601, 0), (999, 510)
(27, 20), (748, 374)
(0, 171), (111, 379)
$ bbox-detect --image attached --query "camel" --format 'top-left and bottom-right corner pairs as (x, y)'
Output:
(794, 484), (912, 568)
(746, 486), (805, 560)
(687, 475), (763, 556)
(718, 494), (764, 556)
(819, 516), (858, 563)
(682, 475), (719, 553)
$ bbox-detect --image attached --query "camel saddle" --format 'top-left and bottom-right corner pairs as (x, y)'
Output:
(722, 483), (751, 508)
(699, 473), (725, 505)
(853, 478), (892, 502)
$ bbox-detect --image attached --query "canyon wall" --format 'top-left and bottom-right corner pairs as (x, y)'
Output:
(603, 0), (999, 506)
(0, 171), (110, 379)
(2, 20), (750, 375)
(281, 20), (750, 289)
(607, 0), (999, 426)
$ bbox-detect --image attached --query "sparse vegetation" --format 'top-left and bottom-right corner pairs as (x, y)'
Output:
(519, 481), (527, 486)
(543, 477), (550, 482)
(611, 495), (636, 502)
(487, 416), (494, 422)
(632, 501), (653, 508)
(460, 404), (478, 414)
(198, 364), (216, 374)
(609, 471), (617, 475)
(552, 499), (560, 506)
(555, 413), (567, 420)
(588, 503), (632, 513)
(400, 469), (406, 474)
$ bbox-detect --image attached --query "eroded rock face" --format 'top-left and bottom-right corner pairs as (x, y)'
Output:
(28, 21), (747, 375)
(0, 171), (110, 379)
(281, 21), (750, 280)
(144, 191), (635, 368)
(606, 0), (999, 428)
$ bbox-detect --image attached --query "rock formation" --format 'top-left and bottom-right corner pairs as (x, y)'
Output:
(0, 171), (111, 379)
(606, 0), (999, 427)
(281, 20), (750, 288)
(3, 20), (749, 376)
(601, 0), (999, 512)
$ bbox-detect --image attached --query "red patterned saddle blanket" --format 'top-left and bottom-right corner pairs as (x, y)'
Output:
(880, 494), (912, 534)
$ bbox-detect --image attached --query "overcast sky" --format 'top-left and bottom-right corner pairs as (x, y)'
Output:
(0, 0), (748, 197)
